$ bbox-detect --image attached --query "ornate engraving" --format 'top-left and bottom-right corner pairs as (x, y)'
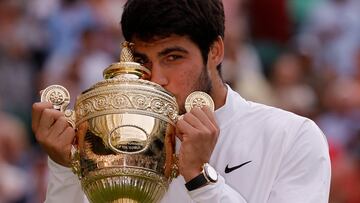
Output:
(40, 85), (70, 112)
(111, 94), (132, 109)
(185, 91), (214, 112)
(132, 95), (148, 109)
(93, 95), (109, 110)
(107, 124), (150, 154)
(82, 167), (169, 187)
(75, 81), (178, 125)
(81, 167), (169, 202)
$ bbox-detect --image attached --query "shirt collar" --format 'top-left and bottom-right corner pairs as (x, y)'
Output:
(214, 85), (248, 129)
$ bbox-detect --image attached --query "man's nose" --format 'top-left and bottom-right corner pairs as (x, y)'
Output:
(150, 64), (168, 86)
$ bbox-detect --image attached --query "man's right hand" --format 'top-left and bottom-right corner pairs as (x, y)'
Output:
(32, 102), (75, 167)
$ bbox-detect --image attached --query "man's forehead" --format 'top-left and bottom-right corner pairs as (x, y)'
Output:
(132, 34), (192, 47)
(132, 36), (175, 48)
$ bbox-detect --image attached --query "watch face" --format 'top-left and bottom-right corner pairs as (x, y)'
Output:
(204, 164), (218, 182)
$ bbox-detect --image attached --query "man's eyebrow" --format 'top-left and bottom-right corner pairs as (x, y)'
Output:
(158, 46), (189, 57)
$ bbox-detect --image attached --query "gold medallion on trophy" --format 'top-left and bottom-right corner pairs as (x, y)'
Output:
(185, 91), (214, 112)
(40, 85), (70, 112)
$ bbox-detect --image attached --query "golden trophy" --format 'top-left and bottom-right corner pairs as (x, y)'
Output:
(40, 42), (214, 203)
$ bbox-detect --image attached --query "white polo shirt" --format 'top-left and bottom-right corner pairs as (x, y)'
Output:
(45, 86), (331, 203)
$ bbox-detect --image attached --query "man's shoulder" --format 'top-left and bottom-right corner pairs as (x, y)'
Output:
(249, 101), (326, 143)
(223, 88), (313, 132)
(245, 101), (308, 125)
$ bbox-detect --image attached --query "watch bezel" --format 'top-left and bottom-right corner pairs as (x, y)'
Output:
(203, 163), (218, 183)
(184, 163), (218, 191)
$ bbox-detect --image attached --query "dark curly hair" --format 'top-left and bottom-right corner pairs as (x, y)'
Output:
(121, 0), (225, 74)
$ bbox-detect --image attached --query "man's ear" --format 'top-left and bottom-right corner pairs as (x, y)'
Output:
(208, 36), (224, 71)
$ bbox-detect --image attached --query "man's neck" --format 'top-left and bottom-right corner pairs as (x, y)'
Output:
(211, 79), (227, 110)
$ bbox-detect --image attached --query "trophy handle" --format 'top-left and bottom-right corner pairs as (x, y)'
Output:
(40, 85), (76, 127)
(40, 85), (81, 177)
(171, 154), (179, 178)
(184, 91), (215, 113)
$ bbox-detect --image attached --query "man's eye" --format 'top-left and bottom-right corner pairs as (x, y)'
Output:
(167, 55), (182, 61)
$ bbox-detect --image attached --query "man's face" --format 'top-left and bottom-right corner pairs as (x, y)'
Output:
(132, 35), (212, 114)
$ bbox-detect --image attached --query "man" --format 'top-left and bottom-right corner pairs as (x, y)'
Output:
(32, 0), (331, 202)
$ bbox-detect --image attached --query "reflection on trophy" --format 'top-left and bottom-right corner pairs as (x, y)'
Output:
(40, 42), (214, 203)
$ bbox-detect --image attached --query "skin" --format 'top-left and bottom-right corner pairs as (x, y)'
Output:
(32, 34), (227, 182)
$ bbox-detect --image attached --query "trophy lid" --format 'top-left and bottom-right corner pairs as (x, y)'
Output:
(103, 41), (151, 80)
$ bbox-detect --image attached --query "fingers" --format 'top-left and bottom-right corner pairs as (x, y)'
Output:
(176, 108), (219, 148)
(59, 127), (76, 160)
(174, 107), (219, 181)
(32, 101), (75, 167)
(182, 110), (204, 130)
(177, 107), (217, 135)
(36, 108), (64, 140)
(176, 118), (196, 141)
(191, 107), (217, 130)
(47, 117), (71, 141)
(175, 127), (184, 141)
(201, 106), (217, 126)
(197, 107), (219, 143)
(59, 126), (76, 146)
(32, 102), (53, 132)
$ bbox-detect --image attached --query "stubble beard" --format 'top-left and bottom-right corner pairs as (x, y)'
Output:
(179, 65), (212, 114)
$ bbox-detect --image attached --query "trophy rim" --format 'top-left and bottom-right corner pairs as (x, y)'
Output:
(74, 78), (179, 126)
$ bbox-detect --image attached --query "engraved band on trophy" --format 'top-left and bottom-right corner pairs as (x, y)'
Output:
(40, 42), (214, 203)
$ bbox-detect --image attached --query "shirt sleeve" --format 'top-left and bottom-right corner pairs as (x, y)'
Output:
(187, 175), (248, 203)
(267, 119), (331, 203)
(45, 157), (88, 203)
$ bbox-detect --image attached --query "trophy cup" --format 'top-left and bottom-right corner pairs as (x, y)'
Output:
(40, 42), (214, 203)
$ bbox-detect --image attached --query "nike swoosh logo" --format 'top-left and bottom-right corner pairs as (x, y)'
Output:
(225, 161), (252, 173)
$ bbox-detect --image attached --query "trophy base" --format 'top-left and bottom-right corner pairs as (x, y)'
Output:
(82, 168), (168, 203)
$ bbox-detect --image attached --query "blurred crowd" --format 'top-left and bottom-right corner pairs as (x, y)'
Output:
(0, 0), (359, 202)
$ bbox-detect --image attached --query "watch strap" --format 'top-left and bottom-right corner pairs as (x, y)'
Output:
(185, 172), (208, 191)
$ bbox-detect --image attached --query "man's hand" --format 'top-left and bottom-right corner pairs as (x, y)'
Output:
(176, 107), (219, 182)
(32, 102), (75, 167)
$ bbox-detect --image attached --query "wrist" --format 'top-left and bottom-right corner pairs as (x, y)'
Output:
(184, 163), (218, 191)
(182, 167), (203, 182)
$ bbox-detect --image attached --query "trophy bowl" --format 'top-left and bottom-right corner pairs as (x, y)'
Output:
(40, 42), (213, 203)
(74, 77), (179, 203)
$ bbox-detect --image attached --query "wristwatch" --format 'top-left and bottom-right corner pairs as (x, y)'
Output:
(185, 163), (218, 191)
